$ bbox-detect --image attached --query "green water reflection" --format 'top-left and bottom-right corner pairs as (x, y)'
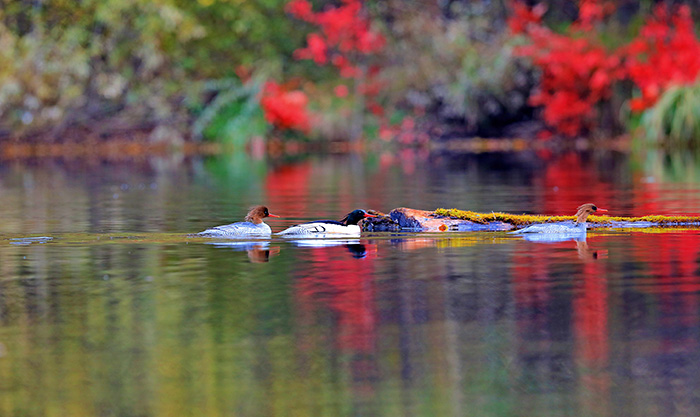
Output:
(0, 230), (698, 417)
(1, 150), (700, 417)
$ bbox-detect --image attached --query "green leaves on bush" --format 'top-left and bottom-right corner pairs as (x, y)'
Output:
(640, 82), (700, 147)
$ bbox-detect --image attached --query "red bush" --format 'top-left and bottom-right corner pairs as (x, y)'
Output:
(282, 0), (388, 135)
(511, 1), (700, 136)
(624, 5), (700, 112)
(507, 1), (546, 35)
(288, 0), (384, 72)
(516, 24), (623, 136)
(260, 81), (311, 133)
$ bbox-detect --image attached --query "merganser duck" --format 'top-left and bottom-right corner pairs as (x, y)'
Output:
(198, 205), (279, 238)
(510, 203), (608, 234)
(277, 209), (377, 236)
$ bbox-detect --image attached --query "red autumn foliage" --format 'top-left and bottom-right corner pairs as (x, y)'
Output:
(294, 33), (328, 65)
(623, 5), (700, 112)
(287, 0), (385, 76)
(511, 0), (700, 136)
(334, 84), (349, 98)
(260, 81), (311, 133)
(516, 25), (623, 136)
(507, 1), (546, 35)
(282, 0), (389, 135)
(284, 0), (313, 21)
(575, 0), (615, 30)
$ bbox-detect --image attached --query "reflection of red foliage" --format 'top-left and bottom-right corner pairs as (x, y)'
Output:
(539, 153), (611, 214)
(624, 5), (700, 112)
(264, 162), (312, 216)
(295, 248), (377, 354)
(629, 232), (700, 354)
(575, 261), (608, 364)
(260, 81), (311, 133)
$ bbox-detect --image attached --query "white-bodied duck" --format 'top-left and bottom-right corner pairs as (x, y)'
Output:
(510, 203), (608, 235)
(277, 209), (377, 236)
(198, 205), (279, 238)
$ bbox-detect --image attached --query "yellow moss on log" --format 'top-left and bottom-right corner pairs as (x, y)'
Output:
(434, 208), (700, 226)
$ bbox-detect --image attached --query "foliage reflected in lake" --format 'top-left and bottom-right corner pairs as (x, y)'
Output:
(0, 151), (700, 417)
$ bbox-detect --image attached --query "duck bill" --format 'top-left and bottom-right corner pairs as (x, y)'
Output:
(268, 214), (280, 218)
(363, 213), (378, 218)
(597, 208), (608, 213)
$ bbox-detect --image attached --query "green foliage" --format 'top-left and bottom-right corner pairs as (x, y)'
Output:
(191, 78), (268, 145)
(379, 2), (532, 135)
(640, 82), (700, 147)
(0, 0), (302, 139)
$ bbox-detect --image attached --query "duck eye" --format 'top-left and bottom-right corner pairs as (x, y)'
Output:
(592, 205), (597, 211)
(264, 208), (269, 215)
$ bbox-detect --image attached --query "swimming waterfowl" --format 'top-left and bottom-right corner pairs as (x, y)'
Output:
(277, 209), (377, 236)
(198, 205), (279, 238)
(510, 203), (608, 234)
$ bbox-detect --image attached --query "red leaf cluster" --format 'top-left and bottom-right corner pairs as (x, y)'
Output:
(511, 1), (700, 136)
(624, 5), (700, 112)
(518, 26), (623, 136)
(282, 0), (389, 135)
(575, 0), (615, 30)
(260, 81), (311, 133)
(508, 1), (546, 35)
(287, 0), (385, 77)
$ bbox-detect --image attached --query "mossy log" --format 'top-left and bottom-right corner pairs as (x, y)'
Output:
(362, 207), (700, 232)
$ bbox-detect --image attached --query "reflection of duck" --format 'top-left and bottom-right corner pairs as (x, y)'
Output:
(519, 231), (607, 260)
(345, 244), (367, 258)
(522, 233), (586, 243)
(576, 240), (608, 261)
(277, 209), (377, 236)
(511, 203), (608, 235)
(203, 240), (280, 263)
(288, 239), (361, 247)
(247, 247), (280, 263)
(198, 205), (279, 238)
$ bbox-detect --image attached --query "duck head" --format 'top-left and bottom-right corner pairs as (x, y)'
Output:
(245, 205), (279, 224)
(575, 203), (607, 224)
(341, 209), (377, 226)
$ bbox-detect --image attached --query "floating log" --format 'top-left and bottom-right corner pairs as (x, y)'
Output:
(362, 207), (700, 232)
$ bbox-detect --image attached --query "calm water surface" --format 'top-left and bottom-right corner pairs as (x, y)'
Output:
(1, 150), (700, 417)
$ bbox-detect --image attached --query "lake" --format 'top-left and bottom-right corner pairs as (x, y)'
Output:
(0, 149), (699, 417)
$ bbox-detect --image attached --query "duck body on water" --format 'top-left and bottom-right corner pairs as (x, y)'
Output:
(277, 209), (377, 237)
(510, 203), (608, 235)
(198, 206), (279, 238)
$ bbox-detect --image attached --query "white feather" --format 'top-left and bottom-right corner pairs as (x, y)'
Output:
(277, 222), (361, 236)
(198, 221), (272, 238)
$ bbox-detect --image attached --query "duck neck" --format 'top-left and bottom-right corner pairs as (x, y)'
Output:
(246, 216), (262, 224)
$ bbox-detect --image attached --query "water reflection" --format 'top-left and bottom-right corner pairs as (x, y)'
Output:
(0, 151), (700, 416)
(520, 231), (587, 243)
(518, 233), (608, 260)
(287, 238), (368, 258)
(204, 240), (281, 263)
(1, 230), (700, 416)
(575, 239), (608, 261)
